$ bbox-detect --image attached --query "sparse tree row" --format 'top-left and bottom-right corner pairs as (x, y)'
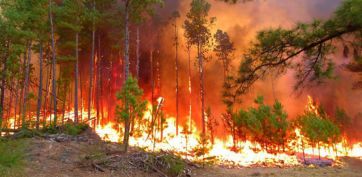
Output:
(0, 0), (361, 155)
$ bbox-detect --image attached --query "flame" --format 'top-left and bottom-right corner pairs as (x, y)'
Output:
(93, 96), (362, 166)
(2, 96), (362, 166)
(306, 95), (319, 116)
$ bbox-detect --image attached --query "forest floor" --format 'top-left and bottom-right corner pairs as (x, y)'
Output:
(6, 129), (360, 177)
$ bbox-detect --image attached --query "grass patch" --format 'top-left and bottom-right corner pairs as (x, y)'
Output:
(0, 139), (27, 177)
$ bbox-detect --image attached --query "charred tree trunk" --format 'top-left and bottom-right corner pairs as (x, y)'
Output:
(174, 22), (179, 136)
(96, 35), (101, 125)
(43, 58), (51, 127)
(197, 41), (206, 137)
(62, 83), (67, 125)
(74, 33), (79, 124)
(22, 43), (32, 129)
(187, 44), (192, 133)
(14, 81), (19, 130)
(36, 43), (43, 130)
(88, 0), (96, 123)
(49, 0), (58, 126)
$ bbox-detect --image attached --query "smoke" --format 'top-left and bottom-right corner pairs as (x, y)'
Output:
(144, 0), (362, 139)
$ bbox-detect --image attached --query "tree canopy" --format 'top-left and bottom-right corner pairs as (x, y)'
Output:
(228, 0), (362, 103)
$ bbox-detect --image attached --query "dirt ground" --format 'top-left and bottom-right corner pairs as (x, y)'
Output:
(23, 131), (362, 177)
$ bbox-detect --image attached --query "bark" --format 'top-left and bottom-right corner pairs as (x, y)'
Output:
(74, 33), (79, 124)
(22, 43), (32, 129)
(88, 0), (96, 122)
(49, 0), (58, 126)
(36, 43), (43, 130)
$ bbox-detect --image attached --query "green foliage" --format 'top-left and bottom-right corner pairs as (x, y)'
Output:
(128, 0), (164, 24)
(0, 139), (27, 177)
(116, 76), (147, 123)
(160, 154), (186, 176)
(63, 123), (89, 135)
(41, 123), (89, 135)
(116, 76), (147, 151)
(296, 112), (341, 147)
(232, 96), (289, 151)
(183, 0), (215, 51)
(231, 0), (362, 99)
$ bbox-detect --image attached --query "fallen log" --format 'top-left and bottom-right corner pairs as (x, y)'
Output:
(303, 158), (333, 167)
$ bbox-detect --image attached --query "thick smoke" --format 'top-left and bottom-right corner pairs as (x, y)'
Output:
(143, 0), (362, 139)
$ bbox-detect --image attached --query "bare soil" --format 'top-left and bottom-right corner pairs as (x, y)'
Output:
(23, 130), (362, 177)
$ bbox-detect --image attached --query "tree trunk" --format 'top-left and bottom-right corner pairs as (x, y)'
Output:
(43, 58), (51, 127)
(14, 81), (19, 130)
(174, 22), (179, 136)
(124, 1), (130, 80)
(88, 0), (96, 123)
(123, 117), (130, 152)
(0, 41), (9, 132)
(49, 0), (57, 126)
(22, 42), (32, 129)
(96, 35), (101, 125)
(36, 43), (43, 130)
(198, 41), (206, 136)
(74, 33), (79, 124)
(62, 83), (67, 125)
(187, 44), (192, 134)
(136, 26), (140, 79)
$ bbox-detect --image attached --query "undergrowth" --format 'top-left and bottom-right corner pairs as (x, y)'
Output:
(0, 139), (27, 177)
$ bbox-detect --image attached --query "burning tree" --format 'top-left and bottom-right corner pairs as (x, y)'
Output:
(184, 0), (215, 138)
(116, 76), (147, 152)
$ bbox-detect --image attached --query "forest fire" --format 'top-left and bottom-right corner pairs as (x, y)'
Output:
(91, 96), (362, 167)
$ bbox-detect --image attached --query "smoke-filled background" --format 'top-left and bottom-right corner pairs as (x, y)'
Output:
(130, 0), (362, 140)
(26, 0), (361, 141)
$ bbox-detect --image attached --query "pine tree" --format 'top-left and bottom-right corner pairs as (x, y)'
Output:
(116, 76), (147, 152)
(184, 0), (214, 136)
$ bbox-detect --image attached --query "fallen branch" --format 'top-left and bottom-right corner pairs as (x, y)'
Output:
(92, 162), (106, 172)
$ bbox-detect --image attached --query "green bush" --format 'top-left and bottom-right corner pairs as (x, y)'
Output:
(63, 123), (89, 135)
(42, 123), (89, 135)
